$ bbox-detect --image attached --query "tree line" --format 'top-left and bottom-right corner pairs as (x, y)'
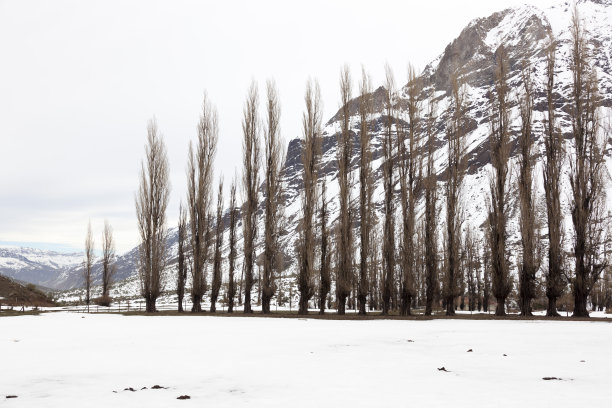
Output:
(132, 6), (611, 317)
(80, 220), (117, 311)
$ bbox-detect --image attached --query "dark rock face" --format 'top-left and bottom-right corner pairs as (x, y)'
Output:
(281, 5), (554, 192)
(326, 86), (389, 125)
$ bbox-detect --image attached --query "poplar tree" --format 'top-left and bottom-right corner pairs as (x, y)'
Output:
(262, 80), (284, 314)
(357, 68), (374, 315)
(444, 72), (466, 316)
(568, 6), (609, 317)
(136, 119), (170, 313)
(187, 95), (217, 313)
(210, 180), (224, 312)
(241, 81), (260, 313)
(487, 45), (512, 316)
(336, 65), (353, 315)
(298, 79), (322, 315)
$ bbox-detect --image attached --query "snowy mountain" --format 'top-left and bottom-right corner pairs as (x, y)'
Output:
(7, 0), (612, 302)
(272, 0), (612, 290)
(0, 246), (83, 290)
(0, 230), (180, 291)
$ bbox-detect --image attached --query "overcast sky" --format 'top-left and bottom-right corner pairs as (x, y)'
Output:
(0, 0), (560, 253)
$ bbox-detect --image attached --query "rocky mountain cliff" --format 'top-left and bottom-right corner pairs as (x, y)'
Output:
(276, 0), (612, 283)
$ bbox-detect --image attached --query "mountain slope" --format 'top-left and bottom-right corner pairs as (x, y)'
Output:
(0, 246), (83, 289)
(0, 274), (55, 307)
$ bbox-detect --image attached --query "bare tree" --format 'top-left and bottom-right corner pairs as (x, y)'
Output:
(487, 45), (512, 316)
(424, 96), (439, 315)
(262, 80), (285, 314)
(368, 225), (381, 311)
(475, 241), (483, 311)
(568, 7), (609, 317)
(357, 67), (374, 315)
(416, 220), (426, 308)
(482, 237), (492, 313)
(382, 63), (396, 315)
(319, 177), (331, 314)
(187, 94), (217, 313)
(459, 238), (467, 311)
(336, 65), (353, 315)
(242, 81), (261, 314)
(464, 227), (478, 311)
(517, 62), (540, 316)
(444, 71), (467, 316)
(398, 65), (422, 316)
(593, 265), (612, 311)
(136, 119), (170, 313)
(100, 220), (116, 305)
(298, 79), (322, 315)
(227, 178), (238, 313)
(176, 204), (188, 312)
(543, 34), (565, 317)
(83, 221), (94, 312)
(210, 179), (224, 312)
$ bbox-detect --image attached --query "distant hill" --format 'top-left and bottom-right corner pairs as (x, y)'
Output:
(0, 275), (56, 307)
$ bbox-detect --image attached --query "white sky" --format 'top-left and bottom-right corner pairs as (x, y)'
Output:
(0, 0), (560, 253)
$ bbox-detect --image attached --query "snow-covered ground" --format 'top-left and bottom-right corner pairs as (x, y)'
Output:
(1, 313), (611, 407)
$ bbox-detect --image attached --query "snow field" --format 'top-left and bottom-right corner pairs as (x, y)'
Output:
(1, 313), (611, 407)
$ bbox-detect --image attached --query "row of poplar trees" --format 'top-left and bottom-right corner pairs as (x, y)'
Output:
(134, 79), (285, 314)
(135, 6), (609, 317)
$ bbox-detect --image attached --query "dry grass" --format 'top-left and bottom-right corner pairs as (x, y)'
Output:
(111, 309), (611, 322)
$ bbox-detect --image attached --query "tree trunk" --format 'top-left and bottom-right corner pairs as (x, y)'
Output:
(262, 289), (272, 314)
(544, 297), (560, 316)
(495, 297), (505, 316)
(445, 296), (455, 316)
(400, 292), (412, 316)
(244, 289), (252, 313)
(573, 291), (589, 317)
(192, 297), (202, 313)
(299, 296), (309, 315)
(425, 299), (433, 316)
(146, 297), (156, 313)
(337, 295), (347, 315)
(519, 296), (532, 316)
